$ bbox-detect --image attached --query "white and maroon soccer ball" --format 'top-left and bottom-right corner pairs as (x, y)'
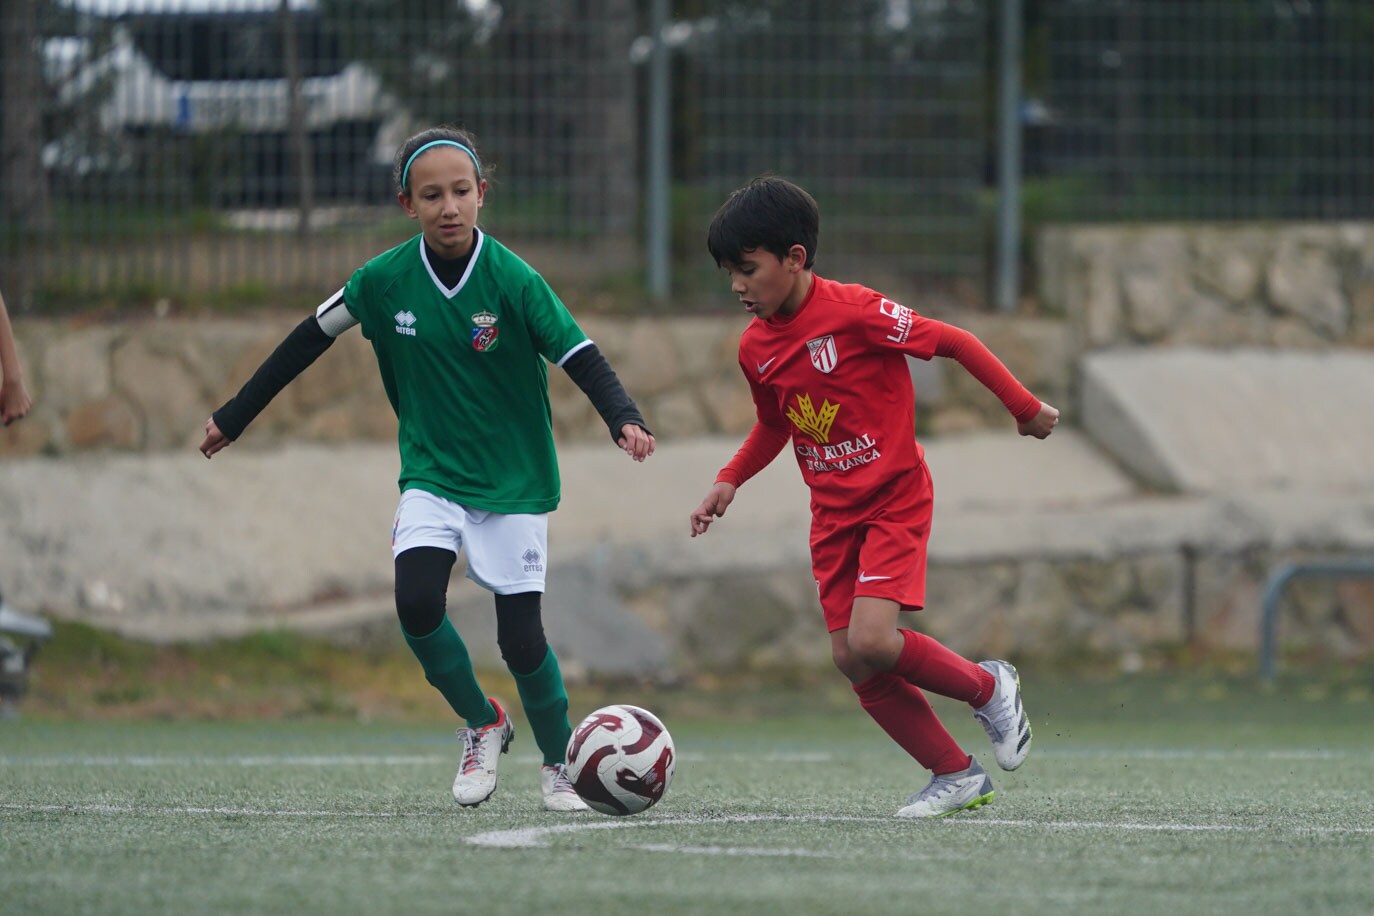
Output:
(565, 704), (675, 816)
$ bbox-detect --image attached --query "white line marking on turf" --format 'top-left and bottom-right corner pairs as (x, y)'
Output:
(0, 752), (835, 768)
(466, 815), (886, 850)
(1, 748), (1363, 768)
(0, 755), (450, 768)
(963, 818), (1374, 835)
(465, 812), (1374, 852)
(636, 843), (842, 858)
(6, 804), (1372, 851)
(0, 803), (437, 818)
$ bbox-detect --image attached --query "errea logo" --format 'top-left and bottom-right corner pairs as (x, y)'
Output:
(394, 311), (417, 336)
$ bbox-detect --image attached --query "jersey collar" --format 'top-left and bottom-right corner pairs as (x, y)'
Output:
(419, 229), (485, 299)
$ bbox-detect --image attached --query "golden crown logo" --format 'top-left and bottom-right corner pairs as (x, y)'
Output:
(471, 310), (498, 327)
(786, 393), (839, 444)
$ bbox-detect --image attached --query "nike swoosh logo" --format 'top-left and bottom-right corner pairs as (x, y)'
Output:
(858, 573), (892, 583)
(756, 357), (777, 374)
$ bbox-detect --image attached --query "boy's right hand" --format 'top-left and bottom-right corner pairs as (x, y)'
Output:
(1018, 401), (1060, 439)
(689, 482), (737, 537)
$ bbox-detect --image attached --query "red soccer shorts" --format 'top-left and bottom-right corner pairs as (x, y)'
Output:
(809, 461), (933, 632)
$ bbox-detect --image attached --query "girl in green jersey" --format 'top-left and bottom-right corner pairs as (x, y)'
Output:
(200, 126), (654, 811)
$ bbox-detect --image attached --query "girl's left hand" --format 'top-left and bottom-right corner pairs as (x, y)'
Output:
(617, 424), (655, 461)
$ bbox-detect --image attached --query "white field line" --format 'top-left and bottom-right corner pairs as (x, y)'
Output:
(634, 843), (843, 858)
(4, 805), (1372, 857)
(464, 813), (1374, 851)
(465, 815), (888, 849)
(0, 754), (451, 767)
(0, 802), (435, 818)
(970, 818), (1374, 834)
(0, 747), (1364, 768)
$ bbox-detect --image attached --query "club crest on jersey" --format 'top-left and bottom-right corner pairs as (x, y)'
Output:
(470, 310), (499, 352)
(394, 310), (417, 336)
(806, 335), (838, 373)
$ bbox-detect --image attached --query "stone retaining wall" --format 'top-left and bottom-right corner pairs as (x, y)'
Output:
(604, 547), (1374, 676)
(1038, 222), (1374, 350)
(0, 311), (1072, 458)
(5, 220), (1372, 671)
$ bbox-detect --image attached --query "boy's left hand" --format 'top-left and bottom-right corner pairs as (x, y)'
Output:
(618, 424), (655, 461)
(1018, 402), (1060, 439)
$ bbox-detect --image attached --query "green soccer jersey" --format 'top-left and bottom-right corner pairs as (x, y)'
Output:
(342, 231), (589, 513)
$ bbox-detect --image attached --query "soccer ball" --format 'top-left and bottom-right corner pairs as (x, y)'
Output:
(565, 704), (676, 816)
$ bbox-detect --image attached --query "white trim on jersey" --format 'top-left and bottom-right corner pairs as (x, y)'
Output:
(315, 287), (359, 338)
(420, 230), (485, 299)
(554, 338), (595, 367)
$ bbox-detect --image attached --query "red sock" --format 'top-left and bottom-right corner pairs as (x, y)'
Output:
(853, 672), (971, 775)
(892, 629), (995, 706)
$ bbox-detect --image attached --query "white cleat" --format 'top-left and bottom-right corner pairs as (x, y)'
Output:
(540, 763), (591, 812)
(452, 698), (514, 807)
(896, 757), (995, 818)
(973, 659), (1032, 771)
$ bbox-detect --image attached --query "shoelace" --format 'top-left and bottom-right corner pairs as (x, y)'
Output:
(908, 772), (966, 806)
(459, 728), (484, 775)
(548, 764), (576, 794)
(924, 775), (961, 800)
(975, 681), (1016, 739)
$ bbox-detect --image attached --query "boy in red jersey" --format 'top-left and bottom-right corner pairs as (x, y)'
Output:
(689, 177), (1059, 818)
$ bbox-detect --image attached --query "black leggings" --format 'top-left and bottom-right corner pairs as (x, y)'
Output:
(394, 546), (549, 674)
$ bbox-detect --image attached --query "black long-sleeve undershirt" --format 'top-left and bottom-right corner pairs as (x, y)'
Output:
(563, 344), (650, 443)
(212, 314), (647, 445)
(212, 315), (334, 440)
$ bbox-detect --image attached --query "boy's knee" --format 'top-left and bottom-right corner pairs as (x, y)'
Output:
(846, 629), (893, 670)
(830, 644), (866, 683)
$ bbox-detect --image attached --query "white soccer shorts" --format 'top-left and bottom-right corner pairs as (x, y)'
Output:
(391, 488), (549, 594)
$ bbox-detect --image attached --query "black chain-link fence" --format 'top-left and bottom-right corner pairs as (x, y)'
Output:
(0, 1), (987, 310)
(1035, 0), (1374, 221)
(2, 1), (1372, 311)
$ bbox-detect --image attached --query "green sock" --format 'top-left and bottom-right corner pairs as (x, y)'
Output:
(403, 617), (496, 728)
(510, 647), (572, 766)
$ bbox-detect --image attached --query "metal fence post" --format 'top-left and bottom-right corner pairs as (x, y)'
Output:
(645, 0), (671, 303)
(995, 0), (1023, 313)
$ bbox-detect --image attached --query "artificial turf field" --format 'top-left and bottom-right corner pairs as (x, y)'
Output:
(3, 673), (1373, 915)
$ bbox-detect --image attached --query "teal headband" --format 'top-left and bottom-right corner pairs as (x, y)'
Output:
(401, 140), (481, 190)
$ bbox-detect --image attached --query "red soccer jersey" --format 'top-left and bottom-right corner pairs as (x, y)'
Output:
(718, 274), (1040, 515)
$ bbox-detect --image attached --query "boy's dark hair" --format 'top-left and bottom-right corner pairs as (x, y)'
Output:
(706, 176), (819, 269)
(393, 125), (485, 195)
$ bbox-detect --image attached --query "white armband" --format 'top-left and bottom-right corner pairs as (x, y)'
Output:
(315, 287), (359, 338)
